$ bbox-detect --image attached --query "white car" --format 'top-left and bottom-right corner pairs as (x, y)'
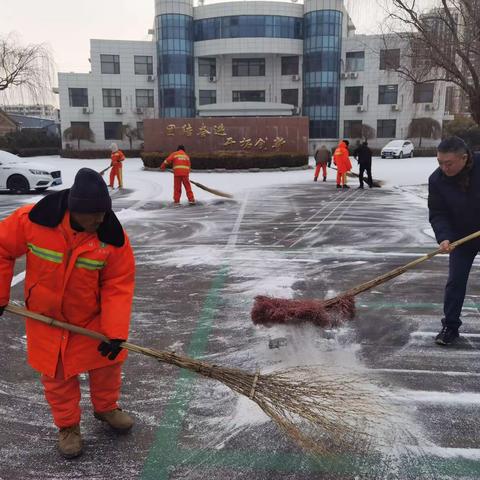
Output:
(0, 150), (62, 193)
(381, 140), (415, 159)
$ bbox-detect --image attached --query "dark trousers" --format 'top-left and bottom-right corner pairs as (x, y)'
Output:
(359, 163), (372, 187)
(444, 245), (479, 328)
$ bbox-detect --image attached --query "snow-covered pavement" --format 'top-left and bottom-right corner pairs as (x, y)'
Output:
(1, 154), (480, 479)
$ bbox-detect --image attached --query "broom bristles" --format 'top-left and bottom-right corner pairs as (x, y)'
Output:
(251, 295), (356, 327)
(203, 364), (385, 456)
(190, 180), (234, 199)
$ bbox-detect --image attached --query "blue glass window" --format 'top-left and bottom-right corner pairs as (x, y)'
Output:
(194, 15), (303, 41)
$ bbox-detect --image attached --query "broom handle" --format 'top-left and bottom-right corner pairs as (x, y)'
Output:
(324, 230), (480, 306)
(3, 303), (211, 374)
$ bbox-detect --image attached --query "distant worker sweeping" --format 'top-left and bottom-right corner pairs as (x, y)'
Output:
(109, 143), (125, 189)
(0, 168), (135, 459)
(333, 140), (352, 189)
(314, 145), (331, 182)
(161, 145), (196, 205)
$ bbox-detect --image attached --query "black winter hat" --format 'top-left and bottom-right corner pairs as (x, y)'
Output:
(68, 168), (112, 213)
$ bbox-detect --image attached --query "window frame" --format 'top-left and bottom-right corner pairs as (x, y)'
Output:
(232, 58), (265, 77)
(378, 85), (399, 105)
(100, 54), (120, 74)
(344, 86), (363, 106)
(104, 121), (123, 140)
(134, 55), (153, 75)
(102, 88), (122, 108)
(68, 88), (89, 107)
(135, 89), (155, 108)
(232, 90), (266, 102)
(377, 119), (397, 138)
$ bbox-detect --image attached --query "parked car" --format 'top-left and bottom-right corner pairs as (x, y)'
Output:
(0, 150), (62, 193)
(381, 140), (414, 159)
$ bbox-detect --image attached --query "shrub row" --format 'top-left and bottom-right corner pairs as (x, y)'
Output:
(141, 151), (308, 170)
(16, 147), (60, 157)
(60, 149), (142, 159)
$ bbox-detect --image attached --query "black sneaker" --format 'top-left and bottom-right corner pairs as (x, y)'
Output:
(323, 177), (326, 182)
(435, 326), (459, 345)
(336, 184), (341, 189)
(343, 185), (350, 189)
(314, 177), (318, 182)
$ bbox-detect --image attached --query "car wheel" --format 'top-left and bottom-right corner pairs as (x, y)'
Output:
(7, 174), (30, 194)
(399, 151), (404, 159)
(410, 151), (414, 158)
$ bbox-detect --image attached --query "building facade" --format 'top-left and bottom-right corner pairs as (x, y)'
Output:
(58, 0), (454, 151)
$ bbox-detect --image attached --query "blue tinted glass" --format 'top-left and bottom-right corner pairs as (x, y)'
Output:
(304, 10), (343, 138)
(194, 15), (303, 41)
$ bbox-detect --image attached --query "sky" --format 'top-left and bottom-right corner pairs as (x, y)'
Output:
(0, 0), (435, 104)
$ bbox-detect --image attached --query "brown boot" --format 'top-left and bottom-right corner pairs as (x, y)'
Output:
(58, 425), (82, 459)
(94, 408), (134, 433)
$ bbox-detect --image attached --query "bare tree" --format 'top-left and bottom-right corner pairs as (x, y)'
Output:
(0, 33), (54, 101)
(63, 125), (95, 150)
(407, 117), (442, 147)
(361, 124), (376, 141)
(382, 0), (480, 125)
(122, 124), (140, 150)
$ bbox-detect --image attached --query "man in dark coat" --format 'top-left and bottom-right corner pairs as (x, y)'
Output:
(354, 141), (373, 189)
(428, 136), (480, 345)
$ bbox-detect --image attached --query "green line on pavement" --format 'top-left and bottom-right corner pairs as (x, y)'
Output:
(141, 266), (229, 480)
(145, 445), (480, 478)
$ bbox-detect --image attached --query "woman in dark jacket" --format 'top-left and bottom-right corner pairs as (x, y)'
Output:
(428, 136), (480, 345)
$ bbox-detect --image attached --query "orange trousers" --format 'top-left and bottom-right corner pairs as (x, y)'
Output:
(336, 171), (348, 186)
(109, 165), (123, 188)
(314, 164), (327, 180)
(174, 176), (194, 203)
(41, 359), (122, 428)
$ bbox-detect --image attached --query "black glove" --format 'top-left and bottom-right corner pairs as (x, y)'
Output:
(0, 305), (5, 316)
(98, 339), (125, 360)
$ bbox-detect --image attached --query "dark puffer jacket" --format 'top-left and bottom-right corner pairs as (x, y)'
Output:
(428, 153), (480, 244)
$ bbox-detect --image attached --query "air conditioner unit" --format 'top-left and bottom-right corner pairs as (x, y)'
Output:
(208, 75), (217, 83)
(349, 72), (359, 79)
(293, 106), (301, 115)
(115, 108), (124, 114)
(425, 103), (435, 111)
(147, 75), (155, 82)
(357, 105), (366, 112)
(136, 107), (144, 114)
(391, 104), (401, 111)
(292, 74), (300, 81)
(82, 107), (91, 114)
(340, 72), (348, 79)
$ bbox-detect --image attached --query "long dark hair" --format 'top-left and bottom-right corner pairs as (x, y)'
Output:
(437, 136), (473, 191)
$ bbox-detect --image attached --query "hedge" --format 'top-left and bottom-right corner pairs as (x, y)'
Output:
(60, 149), (142, 159)
(16, 147), (60, 157)
(141, 151), (308, 170)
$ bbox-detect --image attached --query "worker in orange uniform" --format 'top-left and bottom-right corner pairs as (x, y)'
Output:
(0, 168), (135, 459)
(333, 140), (352, 189)
(109, 143), (125, 189)
(161, 145), (196, 205)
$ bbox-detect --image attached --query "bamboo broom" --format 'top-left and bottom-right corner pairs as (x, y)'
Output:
(99, 165), (112, 176)
(166, 169), (233, 199)
(252, 230), (480, 327)
(5, 302), (383, 456)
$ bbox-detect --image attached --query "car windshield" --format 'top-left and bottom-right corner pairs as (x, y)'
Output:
(385, 141), (404, 148)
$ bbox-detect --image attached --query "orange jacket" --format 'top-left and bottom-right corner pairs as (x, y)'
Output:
(333, 141), (352, 174)
(161, 150), (191, 177)
(0, 191), (135, 379)
(111, 150), (125, 168)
